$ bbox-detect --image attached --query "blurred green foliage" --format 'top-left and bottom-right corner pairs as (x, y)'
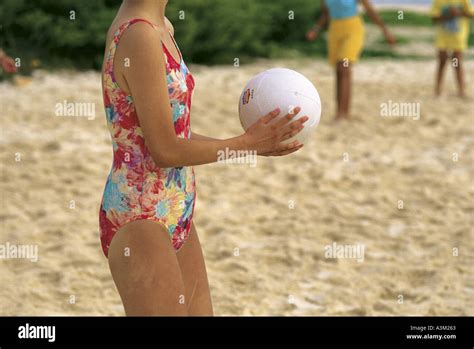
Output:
(0, 0), (122, 70)
(0, 0), (322, 70)
(0, 0), (469, 71)
(168, 0), (324, 63)
(362, 9), (433, 27)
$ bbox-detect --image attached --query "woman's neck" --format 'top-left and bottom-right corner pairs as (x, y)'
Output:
(120, 0), (167, 26)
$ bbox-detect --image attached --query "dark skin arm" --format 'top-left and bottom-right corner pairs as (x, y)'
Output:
(432, 5), (473, 22)
(360, 0), (396, 45)
(306, 1), (329, 41)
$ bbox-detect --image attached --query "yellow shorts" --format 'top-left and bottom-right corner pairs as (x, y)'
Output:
(328, 16), (365, 66)
(435, 30), (469, 52)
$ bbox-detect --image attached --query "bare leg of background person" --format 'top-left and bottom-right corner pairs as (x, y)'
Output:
(435, 50), (448, 96)
(336, 61), (352, 120)
(452, 51), (466, 98)
(336, 65), (342, 119)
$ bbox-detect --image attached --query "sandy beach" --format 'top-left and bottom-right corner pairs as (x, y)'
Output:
(0, 58), (473, 315)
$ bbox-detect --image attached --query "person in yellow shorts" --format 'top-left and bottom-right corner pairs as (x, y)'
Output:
(431, 0), (474, 97)
(307, 0), (395, 121)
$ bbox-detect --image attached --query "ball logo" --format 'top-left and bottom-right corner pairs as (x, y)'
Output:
(242, 89), (253, 105)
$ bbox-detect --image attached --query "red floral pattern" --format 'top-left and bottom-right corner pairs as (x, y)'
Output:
(99, 18), (196, 257)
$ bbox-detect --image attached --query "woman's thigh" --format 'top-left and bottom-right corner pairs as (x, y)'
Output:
(177, 222), (213, 316)
(108, 219), (188, 316)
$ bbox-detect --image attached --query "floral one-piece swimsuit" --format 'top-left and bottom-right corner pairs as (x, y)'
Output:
(99, 18), (196, 257)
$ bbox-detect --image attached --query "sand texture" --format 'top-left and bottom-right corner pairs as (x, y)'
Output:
(1, 58), (473, 315)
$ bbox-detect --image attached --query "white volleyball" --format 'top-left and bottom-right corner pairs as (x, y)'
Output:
(238, 68), (321, 144)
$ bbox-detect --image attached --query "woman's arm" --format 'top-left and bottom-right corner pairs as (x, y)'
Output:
(360, 0), (396, 45)
(191, 132), (220, 141)
(118, 25), (306, 168)
(306, 1), (329, 41)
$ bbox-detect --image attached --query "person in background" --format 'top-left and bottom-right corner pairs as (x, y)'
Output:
(431, 0), (473, 98)
(0, 49), (17, 73)
(306, 0), (396, 121)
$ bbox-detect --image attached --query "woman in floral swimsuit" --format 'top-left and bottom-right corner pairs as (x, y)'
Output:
(101, 0), (308, 316)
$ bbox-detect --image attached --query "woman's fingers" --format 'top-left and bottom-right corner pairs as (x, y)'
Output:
(279, 116), (308, 140)
(276, 140), (302, 153)
(263, 142), (304, 156)
(260, 108), (281, 124)
(273, 106), (301, 128)
(275, 144), (304, 156)
(261, 140), (298, 156)
(249, 106), (307, 156)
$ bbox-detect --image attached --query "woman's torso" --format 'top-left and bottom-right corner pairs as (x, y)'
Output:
(99, 18), (196, 255)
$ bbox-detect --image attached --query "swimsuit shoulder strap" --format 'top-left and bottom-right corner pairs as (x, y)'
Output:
(109, 18), (156, 53)
(104, 18), (156, 82)
(113, 18), (156, 43)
